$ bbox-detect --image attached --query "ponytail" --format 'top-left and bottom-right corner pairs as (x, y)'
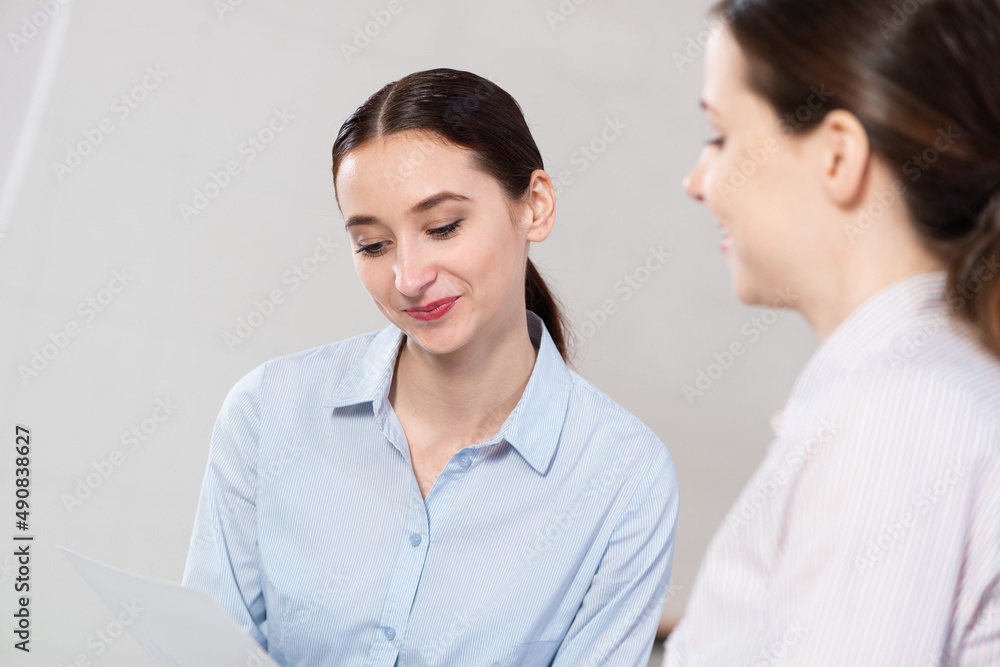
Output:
(713, 0), (1000, 359)
(525, 258), (571, 362)
(949, 189), (1000, 356)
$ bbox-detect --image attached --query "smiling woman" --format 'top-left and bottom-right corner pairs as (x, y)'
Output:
(667, 0), (1000, 665)
(181, 68), (679, 666)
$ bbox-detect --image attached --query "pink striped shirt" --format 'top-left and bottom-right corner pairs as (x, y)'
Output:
(665, 271), (1000, 666)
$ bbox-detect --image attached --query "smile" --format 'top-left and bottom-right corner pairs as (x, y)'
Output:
(404, 296), (459, 321)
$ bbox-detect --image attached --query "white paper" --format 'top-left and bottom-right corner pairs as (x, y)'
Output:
(59, 547), (279, 667)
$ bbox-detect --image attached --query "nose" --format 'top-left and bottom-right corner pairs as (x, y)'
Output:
(684, 148), (708, 202)
(394, 239), (436, 297)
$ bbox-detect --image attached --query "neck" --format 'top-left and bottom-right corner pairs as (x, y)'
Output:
(799, 222), (946, 342)
(390, 310), (538, 446)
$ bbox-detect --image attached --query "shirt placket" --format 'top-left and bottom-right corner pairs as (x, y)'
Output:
(365, 400), (432, 666)
(367, 398), (503, 666)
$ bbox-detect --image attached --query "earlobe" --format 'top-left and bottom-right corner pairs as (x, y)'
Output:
(821, 109), (871, 207)
(524, 169), (557, 243)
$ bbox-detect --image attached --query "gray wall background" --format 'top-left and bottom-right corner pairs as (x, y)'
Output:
(0, 0), (817, 664)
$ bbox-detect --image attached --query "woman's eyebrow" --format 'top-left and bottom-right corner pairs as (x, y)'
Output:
(409, 191), (471, 214)
(344, 214), (377, 230)
(344, 191), (471, 230)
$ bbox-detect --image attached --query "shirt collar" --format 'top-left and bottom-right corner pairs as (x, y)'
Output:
(788, 270), (949, 404)
(324, 310), (573, 475)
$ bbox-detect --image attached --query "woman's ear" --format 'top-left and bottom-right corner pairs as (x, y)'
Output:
(523, 169), (556, 242)
(816, 109), (871, 207)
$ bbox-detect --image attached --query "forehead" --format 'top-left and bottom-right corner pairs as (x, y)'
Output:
(702, 27), (779, 128)
(336, 131), (492, 214)
(703, 26), (750, 109)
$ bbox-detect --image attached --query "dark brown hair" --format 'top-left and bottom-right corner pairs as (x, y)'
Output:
(713, 0), (1000, 355)
(331, 68), (570, 361)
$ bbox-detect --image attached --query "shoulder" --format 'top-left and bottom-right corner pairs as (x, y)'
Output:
(221, 328), (385, 409)
(835, 319), (1000, 461)
(564, 370), (677, 491)
(877, 319), (998, 421)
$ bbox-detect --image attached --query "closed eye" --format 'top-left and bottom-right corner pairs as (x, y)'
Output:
(354, 220), (463, 258)
(355, 241), (388, 258)
(428, 220), (463, 238)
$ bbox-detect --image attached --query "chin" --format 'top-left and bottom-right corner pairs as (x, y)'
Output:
(729, 267), (769, 307)
(399, 319), (469, 356)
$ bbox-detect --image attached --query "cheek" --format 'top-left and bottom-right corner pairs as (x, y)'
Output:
(451, 240), (502, 290)
(700, 158), (736, 221)
(705, 143), (783, 220)
(460, 219), (524, 275)
(353, 257), (389, 298)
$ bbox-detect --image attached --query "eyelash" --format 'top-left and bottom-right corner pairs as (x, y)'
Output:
(706, 136), (725, 149)
(355, 220), (464, 258)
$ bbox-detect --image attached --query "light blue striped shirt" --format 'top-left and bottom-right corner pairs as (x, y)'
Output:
(183, 310), (679, 666)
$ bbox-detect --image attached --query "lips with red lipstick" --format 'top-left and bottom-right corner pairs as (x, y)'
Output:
(404, 296), (460, 321)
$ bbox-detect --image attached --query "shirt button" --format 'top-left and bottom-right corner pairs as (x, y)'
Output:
(382, 626), (396, 641)
(409, 533), (421, 547)
(458, 455), (471, 469)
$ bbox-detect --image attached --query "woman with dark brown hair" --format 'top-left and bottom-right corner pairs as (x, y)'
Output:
(183, 68), (679, 666)
(667, 0), (1000, 664)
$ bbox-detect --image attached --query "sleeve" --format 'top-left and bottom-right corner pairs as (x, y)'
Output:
(773, 371), (999, 666)
(181, 364), (268, 648)
(550, 446), (680, 667)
